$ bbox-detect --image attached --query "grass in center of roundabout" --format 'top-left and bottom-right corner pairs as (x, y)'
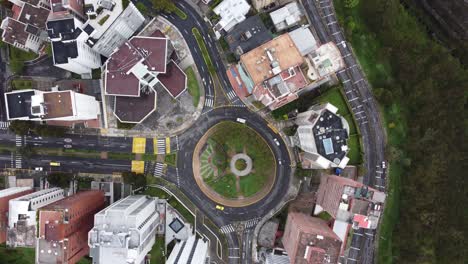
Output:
(199, 121), (275, 198)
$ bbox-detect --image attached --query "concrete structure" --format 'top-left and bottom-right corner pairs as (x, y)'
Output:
(224, 15), (272, 58)
(269, 2), (304, 32)
(0, 0), (50, 53)
(251, 0), (292, 11)
(104, 31), (187, 123)
(314, 175), (386, 248)
(291, 103), (350, 169)
(82, 0), (145, 57)
(0, 187), (34, 244)
(90, 180), (131, 205)
(166, 234), (209, 264)
(36, 190), (106, 264)
(4, 89), (101, 122)
(7, 188), (65, 247)
(282, 212), (342, 264)
(212, 0), (250, 38)
(88, 195), (162, 264)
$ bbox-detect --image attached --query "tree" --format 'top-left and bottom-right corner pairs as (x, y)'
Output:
(9, 60), (25, 74)
(151, 0), (176, 13)
(136, 2), (148, 15)
(122, 171), (147, 189)
(9, 120), (35, 135)
(18, 144), (36, 160)
(47, 172), (73, 188)
(34, 125), (67, 137)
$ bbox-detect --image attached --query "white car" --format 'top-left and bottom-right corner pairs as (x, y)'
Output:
(35, 167), (43, 171)
(236, 118), (246, 124)
(64, 138), (72, 143)
(273, 138), (280, 146)
(64, 144), (72, 149)
(381, 161), (387, 169)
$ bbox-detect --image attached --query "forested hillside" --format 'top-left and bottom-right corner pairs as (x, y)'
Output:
(334, 0), (467, 263)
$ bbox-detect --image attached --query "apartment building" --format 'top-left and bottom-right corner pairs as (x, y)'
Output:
(166, 234), (209, 264)
(0, 187), (34, 243)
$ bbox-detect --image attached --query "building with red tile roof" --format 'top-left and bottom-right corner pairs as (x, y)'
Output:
(36, 190), (106, 264)
(104, 33), (187, 124)
(282, 212), (342, 264)
(0, 0), (50, 53)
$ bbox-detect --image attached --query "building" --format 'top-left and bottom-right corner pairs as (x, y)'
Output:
(88, 195), (162, 264)
(0, 0), (50, 53)
(166, 234), (209, 264)
(224, 15), (272, 58)
(104, 31), (187, 124)
(90, 180), (131, 205)
(36, 190), (106, 264)
(7, 188), (65, 247)
(315, 175), (386, 245)
(45, 0), (145, 76)
(291, 103), (350, 169)
(0, 187), (34, 243)
(269, 2), (304, 32)
(282, 212), (342, 264)
(81, 0), (145, 57)
(251, 0), (292, 11)
(47, 15), (102, 77)
(4, 89), (101, 123)
(212, 0), (251, 38)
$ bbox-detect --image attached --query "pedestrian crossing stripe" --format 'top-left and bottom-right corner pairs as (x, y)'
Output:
(165, 137), (170, 154)
(220, 224), (235, 234)
(0, 121), (10, 129)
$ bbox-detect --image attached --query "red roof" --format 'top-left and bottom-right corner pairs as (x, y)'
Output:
(158, 60), (187, 98)
(130, 37), (167, 73)
(114, 91), (156, 123)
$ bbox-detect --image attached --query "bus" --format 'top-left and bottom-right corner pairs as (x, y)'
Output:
(50, 162), (61, 166)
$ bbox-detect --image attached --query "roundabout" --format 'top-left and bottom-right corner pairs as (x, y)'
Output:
(193, 121), (277, 206)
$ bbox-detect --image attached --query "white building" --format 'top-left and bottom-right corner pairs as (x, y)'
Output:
(269, 2), (304, 32)
(291, 103), (351, 169)
(166, 235), (209, 264)
(7, 188), (65, 247)
(83, 1), (146, 57)
(88, 195), (161, 264)
(4, 89), (101, 121)
(213, 0), (251, 38)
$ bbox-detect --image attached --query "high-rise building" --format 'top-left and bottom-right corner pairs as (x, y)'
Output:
(36, 190), (105, 264)
(88, 195), (162, 264)
(282, 212), (342, 264)
(166, 234), (209, 264)
(0, 187), (34, 243)
(4, 89), (101, 122)
(8, 188), (65, 247)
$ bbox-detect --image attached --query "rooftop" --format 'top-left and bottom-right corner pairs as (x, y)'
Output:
(41, 91), (73, 119)
(269, 2), (303, 31)
(225, 15), (272, 58)
(1, 18), (29, 46)
(17, 3), (49, 29)
(5, 90), (36, 119)
(240, 33), (303, 85)
(0, 187), (32, 198)
(309, 42), (345, 77)
(213, 0), (250, 32)
(114, 90), (156, 123)
(157, 60), (187, 98)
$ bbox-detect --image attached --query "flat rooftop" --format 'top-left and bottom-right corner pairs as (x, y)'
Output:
(42, 91), (73, 119)
(157, 60), (186, 98)
(240, 33), (303, 85)
(2, 18), (28, 46)
(114, 91), (156, 123)
(6, 90), (35, 119)
(17, 3), (49, 28)
(312, 110), (349, 163)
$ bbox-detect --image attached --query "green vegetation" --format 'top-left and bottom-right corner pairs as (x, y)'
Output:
(174, 7), (187, 20)
(192, 28), (215, 73)
(219, 38), (229, 51)
(185, 67), (201, 107)
(201, 121), (275, 198)
(11, 79), (33, 90)
(107, 152), (135, 160)
(0, 246), (35, 264)
(164, 153), (177, 166)
(144, 186), (194, 224)
(92, 68), (101, 79)
(148, 236), (165, 263)
(122, 0), (129, 8)
(47, 172), (73, 188)
(317, 211), (332, 221)
(8, 45), (37, 74)
(334, 0), (466, 263)
(117, 121), (135, 130)
(44, 43), (52, 57)
(9, 121), (67, 137)
(135, 2), (148, 15)
(151, 0), (176, 13)
(98, 14), (110, 25)
(122, 171), (146, 189)
(235, 159), (247, 170)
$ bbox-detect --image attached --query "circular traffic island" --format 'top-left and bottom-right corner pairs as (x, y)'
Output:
(194, 121), (276, 207)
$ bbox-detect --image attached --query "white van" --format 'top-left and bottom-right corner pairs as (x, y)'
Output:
(236, 118), (246, 124)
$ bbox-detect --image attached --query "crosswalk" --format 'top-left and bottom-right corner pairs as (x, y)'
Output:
(226, 90), (237, 101)
(0, 121), (10, 129)
(244, 217), (261, 229)
(205, 97), (214, 108)
(156, 138), (166, 154)
(15, 135), (22, 169)
(220, 224), (236, 234)
(154, 162), (165, 177)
